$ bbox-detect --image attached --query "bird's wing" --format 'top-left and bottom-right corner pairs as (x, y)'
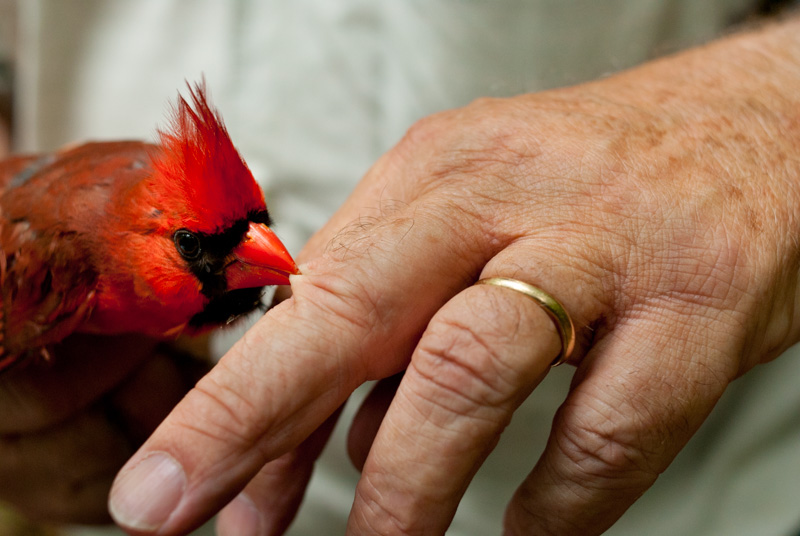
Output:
(0, 155), (98, 373)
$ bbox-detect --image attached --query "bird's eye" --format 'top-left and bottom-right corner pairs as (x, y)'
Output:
(174, 229), (201, 260)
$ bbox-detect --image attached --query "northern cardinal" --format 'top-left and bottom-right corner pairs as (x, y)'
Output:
(0, 83), (299, 373)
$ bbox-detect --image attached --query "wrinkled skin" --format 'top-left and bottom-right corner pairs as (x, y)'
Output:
(24, 17), (800, 536)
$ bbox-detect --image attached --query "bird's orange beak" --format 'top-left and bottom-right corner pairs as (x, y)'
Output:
(226, 222), (300, 289)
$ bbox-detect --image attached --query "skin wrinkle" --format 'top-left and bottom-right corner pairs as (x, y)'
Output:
(361, 418), (458, 518)
(415, 180), (508, 248)
(290, 274), (407, 389)
(554, 312), (733, 492)
(522, 24), (796, 532)
(85, 19), (800, 536)
(351, 481), (416, 536)
(526, 444), (644, 535)
(171, 399), (251, 451)
(393, 388), (475, 447)
(236, 307), (361, 447)
(294, 276), (378, 337)
(249, 400), (337, 476)
(437, 184), (509, 230)
(606, 192), (748, 316)
(552, 400), (662, 487)
(350, 290), (556, 535)
(175, 415), (275, 513)
(388, 387), (496, 467)
(415, 324), (514, 404)
(189, 378), (256, 445)
(448, 294), (544, 376)
(354, 408), (487, 536)
(244, 302), (352, 384)
(583, 376), (670, 461)
(620, 300), (739, 383)
(280, 273), (418, 406)
(184, 377), (315, 479)
(326, 201), (483, 300)
(327, 216), (411, 261)
(411, 123), (540, 203)
(655, 247), (738, 306)
(550, 411), (674, 494)
(350, 286), (557, 535)
(404, 205), (495, 287)
(407, 350), (516, 430)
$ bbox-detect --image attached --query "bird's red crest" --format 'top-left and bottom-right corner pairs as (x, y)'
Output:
(150, 82), (265, 233)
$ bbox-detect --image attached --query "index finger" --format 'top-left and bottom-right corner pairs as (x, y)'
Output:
(107, 198), (492, 534)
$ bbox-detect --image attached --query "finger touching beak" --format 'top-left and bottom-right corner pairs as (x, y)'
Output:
(226, 222), (300, 289)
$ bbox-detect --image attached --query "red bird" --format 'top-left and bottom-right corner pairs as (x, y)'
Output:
(0, 83), (299, 373)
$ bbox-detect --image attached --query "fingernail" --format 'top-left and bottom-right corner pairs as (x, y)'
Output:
(216, 493), (264, 536)
(108, 452), (186, 531)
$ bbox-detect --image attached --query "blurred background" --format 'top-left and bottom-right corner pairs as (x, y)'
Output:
(2, 1), (800, 535)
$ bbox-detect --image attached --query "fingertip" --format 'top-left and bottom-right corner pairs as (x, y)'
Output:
(108, 452), (186, 533)
(216, 493), (265, 536)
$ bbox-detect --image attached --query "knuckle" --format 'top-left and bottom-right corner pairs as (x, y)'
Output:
(293, 269), (385, 343)
(401, 111), (447, 146)
(553, 400), (662, 490)
(412, 311), (521, 417)
(291, 256), (423, 380)
(398, 100), (538, 196)
(180, 372), (261, 450)
(352, 476), (420, 535)
(304, 244), (396, 329)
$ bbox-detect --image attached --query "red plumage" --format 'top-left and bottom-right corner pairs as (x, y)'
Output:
(0, 82), (298, 373)
(151, 84), (265, 234)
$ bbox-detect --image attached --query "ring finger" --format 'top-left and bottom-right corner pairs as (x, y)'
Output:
(346, 248), (589, 534)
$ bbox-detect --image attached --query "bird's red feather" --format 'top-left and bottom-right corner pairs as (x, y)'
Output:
(0, 82), (292, 373)
(149, 82), (266, 234)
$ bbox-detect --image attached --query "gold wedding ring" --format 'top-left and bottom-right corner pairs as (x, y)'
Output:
(476, 277), (575, 366)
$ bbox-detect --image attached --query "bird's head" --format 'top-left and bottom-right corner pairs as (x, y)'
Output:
(97, 82), (299, 336)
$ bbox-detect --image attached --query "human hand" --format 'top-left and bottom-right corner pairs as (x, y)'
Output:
(108, 19), (800, 536)
(0, 334), (208, 524)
